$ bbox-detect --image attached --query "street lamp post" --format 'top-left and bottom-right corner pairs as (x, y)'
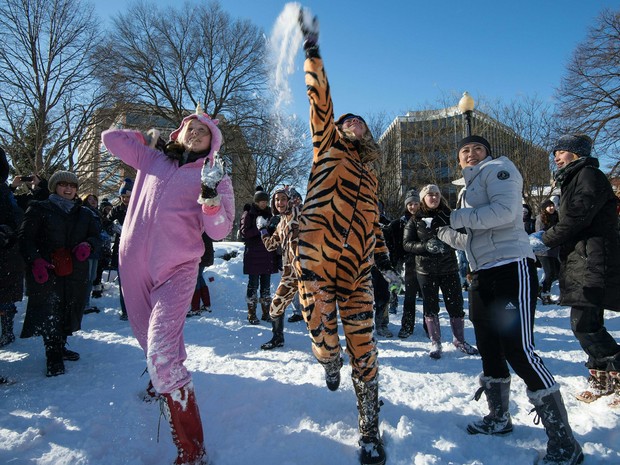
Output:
(458, 91), (475, 137)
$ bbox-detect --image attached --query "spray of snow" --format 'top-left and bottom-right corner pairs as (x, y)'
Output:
(268, 2), (304, 112)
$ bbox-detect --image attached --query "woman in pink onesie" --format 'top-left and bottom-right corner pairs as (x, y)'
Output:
(101, 108), (234, 465)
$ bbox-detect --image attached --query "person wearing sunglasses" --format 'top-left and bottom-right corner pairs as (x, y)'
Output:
(18, 170), (101, 378)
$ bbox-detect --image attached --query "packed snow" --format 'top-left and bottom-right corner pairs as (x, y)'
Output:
(1, 241), (619, 465)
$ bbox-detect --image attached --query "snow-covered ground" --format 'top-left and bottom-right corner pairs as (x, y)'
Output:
(1, 241), (618, 465)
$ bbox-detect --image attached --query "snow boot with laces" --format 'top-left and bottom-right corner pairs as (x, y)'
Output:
(574, 368), (614, 403)
(467, 374), (513, 435)
(353, 378), (386, 465)
(528, 385), (584, 465)
(160, 382), (208, 465)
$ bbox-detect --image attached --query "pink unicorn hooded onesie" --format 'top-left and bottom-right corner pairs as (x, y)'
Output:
(102, 111), (233, 464)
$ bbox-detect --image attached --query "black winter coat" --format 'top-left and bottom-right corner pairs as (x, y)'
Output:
(0, 183), (24, 303)
(240, 203), (277, 275)
(403, 205), (459, 276)
(543, 157), (620, 311)
(385, 212), (413, 266)
(19, 199), (102, 339)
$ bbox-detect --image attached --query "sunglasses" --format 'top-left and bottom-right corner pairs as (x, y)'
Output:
(57, 181), (78, 189)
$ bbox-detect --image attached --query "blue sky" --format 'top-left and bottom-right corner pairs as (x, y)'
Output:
(95, 0), (618, 122)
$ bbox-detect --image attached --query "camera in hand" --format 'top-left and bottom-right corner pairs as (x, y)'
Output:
(20, 176), (34, 182)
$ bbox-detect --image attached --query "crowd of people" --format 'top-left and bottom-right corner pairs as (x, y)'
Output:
(2, 11), (620, 465)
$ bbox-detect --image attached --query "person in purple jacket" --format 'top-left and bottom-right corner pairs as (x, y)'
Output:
(101, 106), (234, 465)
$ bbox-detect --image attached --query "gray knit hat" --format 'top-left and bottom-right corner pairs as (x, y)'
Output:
(552, 134), (592, 158)
(253, 186), (269, 203)
(404, 188), (419, 207)
(48, 170), (79, 192)
(419, 184), (441, 202)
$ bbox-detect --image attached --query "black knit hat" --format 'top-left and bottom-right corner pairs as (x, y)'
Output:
(254, 186), (269, 203)
(0, 146), (8, 183)
(540, 199), (555, 210)
(457, 135), (491, 157)
(404, 188), (419, 207)
(552, 134), (592, 158)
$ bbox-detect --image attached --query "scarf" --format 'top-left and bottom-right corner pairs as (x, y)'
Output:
(49, 193), (77, 214)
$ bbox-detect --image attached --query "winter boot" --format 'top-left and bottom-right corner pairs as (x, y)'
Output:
(261, 315), (285, 350)
(608, 371), (620, 408)
(528, 385), (584, 465)
(540, 292), (553, 305)
(259, 297), (272, 322)
(0, 305), (16, 347)
(352, 378), (386, 465)
(320, 355), (344, 391)
(187, 289), (202, 317)
(160, 383), (207, 465)
(91, 284), (103, 299)
(62, 336), (80, 361)
(467, 374), (513, 435)
(199, 286), (211, 312)
(450, 317), (479, 355)
(425, 315), (442, 359)
(247, 300), (259, 325)
(575, 368), (614, 403)
(375, 304), (393, 338)
(44, 338), (65, 377)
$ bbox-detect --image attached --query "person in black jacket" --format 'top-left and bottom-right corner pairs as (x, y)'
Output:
(10, 173), (50, 211)
(385, 188), (422, 339)
(239, 187), (276, 324)
(187, 233), (214, 316)
(535, 199), (560, 305)
(18, 170), (101, 377)
(402, 184), (478, 358)
(542, 134), (620, 407)
(108, 178), (133, 320)
(0, 147), (24, 348)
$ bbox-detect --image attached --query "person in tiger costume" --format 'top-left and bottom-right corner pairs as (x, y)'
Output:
(296, 10), (399, 465)
(257, 186), (301, 350)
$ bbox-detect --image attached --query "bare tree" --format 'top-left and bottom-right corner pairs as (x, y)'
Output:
(555, 8), (620, 163)
(0, 0), (105, 176)
(485, 95), (555, 211)
(99, 0), (268, 128)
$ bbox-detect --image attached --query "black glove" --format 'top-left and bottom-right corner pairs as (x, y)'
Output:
(267, 215), (281, 235)
(425, 237), (448, 255)
(298, 8), (319, 50)
(430, 211), (451, 230)
(375, 252), (403, 294)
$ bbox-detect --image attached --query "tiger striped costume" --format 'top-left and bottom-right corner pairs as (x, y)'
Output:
(297, 55), (390, 383)
(262, 198), (301, 319)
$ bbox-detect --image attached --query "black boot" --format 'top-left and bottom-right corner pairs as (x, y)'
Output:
(375, 304), (393, 338)
(0, 305), (16, 347)
(62, 336), (80, 361)
(261, 315), (284, 350)
(259, 297), (272, 321)
(247, 300), (259, 325)
(353, 378), (386, 465)
(528, 385), (583, 465)
(467, 374), (513, 435)
(320, 355), (344, 391)
(44, 338), (65, 377)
